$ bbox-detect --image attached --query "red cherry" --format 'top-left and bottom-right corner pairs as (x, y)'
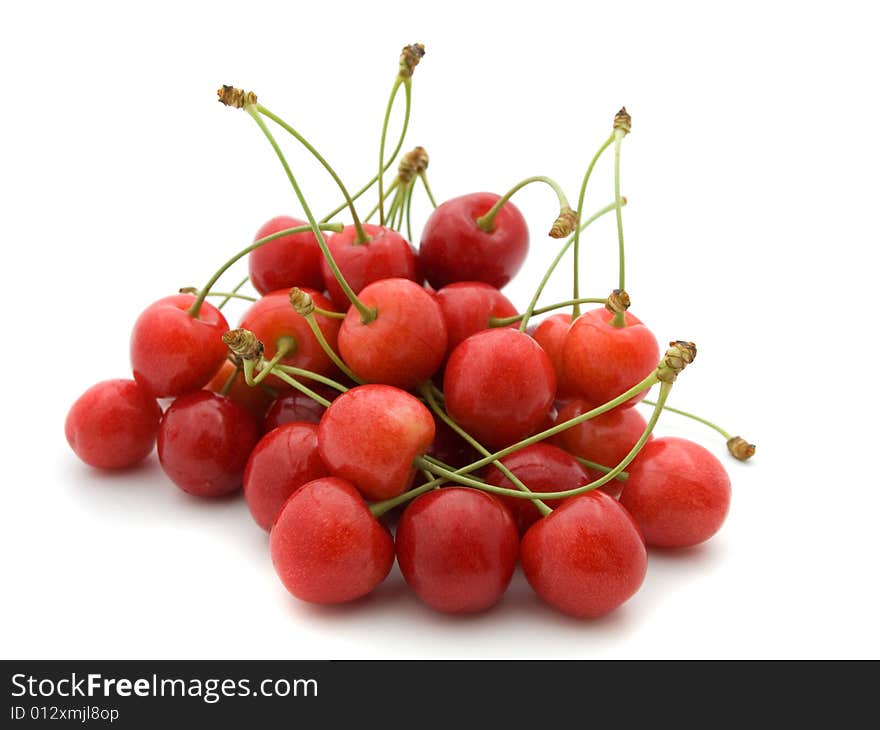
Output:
(443, 328), (556, 449)
(619, 437), (731, 548)
(243, 423), (329, 531)
(428, 416), (480, 470)
(318, 384), (434, 501)
(337, 278), (447, 391)
(248, 215), (324, 295)
(238, 287), (341, 390)
(531, 313), (574, 401)
(65, 379), (162, 469)
(270, 477), (394, 604)
(396, 488), (519, 614)
(157, 391), (259, 497)
(206, 359), (274, 424)
(320, 223), (418, 309)
(130, 294), (229, 398)
(262, 387), (336, 433)
(483, 443), (591, 534)
(561, 308), (659, 408)
(521, 491), (647, 618)
(419, 192), (529, 289)
(435, 281), (518, 354)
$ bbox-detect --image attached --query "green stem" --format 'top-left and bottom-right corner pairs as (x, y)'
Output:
(365, 180), (399, 222)
(490, 297), (607, 327)
(419, 172), (437, 208)
(573, 457), (629, 482)
(613, 128), (626, 306)
(273, 364), (350, 393)
(313, 306), (345, 320)
(476, 176), (571, 233)
(405, 180), (416, 242)
(218, 276), (250, 310)
(378, 80), (407, 226)
(219, 364), (240, 397)
(641, 399), (731, 440)
(241, 339), (295, 386)
(265, 368), (332, 408)
(204, 291), (257, 303)
(303, 313), (363, 384)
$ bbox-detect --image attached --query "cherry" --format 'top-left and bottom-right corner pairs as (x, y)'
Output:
(428, 415), (480, 469)
(443, 328), (555, 449)
(618, 437), (731, 548)
(318, 384), (434, 501)
(238, 287), (341, 389)
(337, 278), (447, 391)
(206, 359), (274, 424)
(130, 293), (229, 398)
(531, 313), (574, 401)
(157, 391), (259, 497)
(262, 387), (336, 432)
(521, 490), (647, 618)
(269, 477), (394, 604)
(66, 379), (162, 469)
(435, 281), (518, 354)
(561, 308), (659, 408)
(248, 215), (324, 295)
(395, 488), (519, 614)
(320, 223), (418, 309)
(243, 423), (329, 530)
(419, 192), (529, 289)
(483, 443), (590, 534)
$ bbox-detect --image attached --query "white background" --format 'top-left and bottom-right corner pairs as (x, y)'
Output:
(2, 1), (878, 659)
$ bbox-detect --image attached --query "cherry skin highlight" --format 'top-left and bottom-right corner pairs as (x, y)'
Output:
(435, 281), (518, 354)
(619, 437), (732, 548)
(249, 215), (324, 294)
(206, 359), (275, 424)
(419, 192), (529, 289)
(483, 443), (591, 534)
(321, 223), (418, 309)
(396, 488), (519, 614)
(65, 379), (162, 469)
(337, 278), (447, 391)
(262, 387), (336, 433)
(318, 384), (434, 501)
(561, 308), (659, 408)
(521, 490), (648, 618)
(243, 422), (329, 531)
(157, 391), (259, 498)
(130, 294), (229, 398)
(532, 313), (574, 402)
(443, 328), (556, 449)
(270, 477), (394, 604)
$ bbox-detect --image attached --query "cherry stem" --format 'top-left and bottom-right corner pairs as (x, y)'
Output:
(489, 297), (607, 327)
(365, 180), (399, 222)
(218, 364), (240, 397)
(258, 104), (369, 243)
(572, 134), (615, 320)
(245, 105), (376, 324)
(313, 305), (345, 320)
(573, 457), (629, 482)
(303, 312), (363, 384)
(420, 385), (552, 516)
(378, 80), (411, 226)
(272, 364), (350, 393)
(612, 127), (627, 326)
(475, 176), (571, 233)
(518, 198), (623, 332)
(218, 276), (250, 310)
(419, 172), (437, 208)
(203, 291), (256, 303)
(405, 181), (416, 241)
(263, 367), (332, 408)
(186, 223), (343, 318)
(242, 338), (296, 386)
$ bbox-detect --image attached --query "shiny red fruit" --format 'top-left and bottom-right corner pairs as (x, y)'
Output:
(396, 488), (519, 614)
(130, 294), (229, 398)
(338, 278), (447, 391)
(270, 477), (394, 604)
(320, 224), (418, 309)
(483, 443), (591, 534)
(243, 423), (329, 531)
(435, 281), (518, 354)
(262, 387), (336, 432)
(419, 192), (529, 289)
(521, 491), (647, 618)
(65, 379), (162, 469)
(619, 437), (731, 548)
(318, 384), (434, 501)
(444, 329), (555, 449)
(157, 391), (259, 497)
(561, 309), (659, 408)
(249, 215), (324, 295)
(532, 313), (574, 401)
(206, 360), (274, 424)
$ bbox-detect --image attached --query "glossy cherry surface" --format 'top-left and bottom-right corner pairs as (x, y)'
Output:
(65, 379), (162, 469)
(443, 328), (555, 449)
(435, 281), (518, 354)
(419, 192), (529, 289)
(206, 359), (275, 424)
(157, 391), (259, 497)
(262, 388), (335, 432)
(521, 490), (647, 618)
(130, 294), (229, 398)
(619, 437), (731, 548)
(396, 488), (519, 614)
(532, 313), (574, 401)
(249, 215), (324, 295)
(270, 477), (394, 604)
(243, 422), (329, 531)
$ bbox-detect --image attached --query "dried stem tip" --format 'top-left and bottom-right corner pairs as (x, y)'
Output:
(613, 107), (632, 135)
(398, 43), (426, 79)
(179, 286), (199, 295)
(289, 287), (315, 317)
(605, 289), (631, 316)
(549, 207), (578, 238)
(397, 146), (430, 184)
(656, 340), (697, 383)
(222, 328), (264, 361)
(727, 436), (756, 461)
(217, 85), (257, 108)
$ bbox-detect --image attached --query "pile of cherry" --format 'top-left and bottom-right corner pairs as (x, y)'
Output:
(65, 45), (754, 619)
